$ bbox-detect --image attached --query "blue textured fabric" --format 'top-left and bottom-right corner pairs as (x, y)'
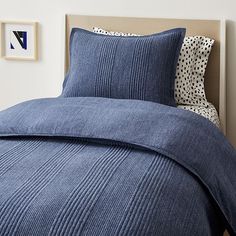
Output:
(0, 97), (235, 235)
(62, 28), (186, 106)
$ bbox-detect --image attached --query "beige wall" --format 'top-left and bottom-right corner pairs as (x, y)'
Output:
(0, 0), (235, 147)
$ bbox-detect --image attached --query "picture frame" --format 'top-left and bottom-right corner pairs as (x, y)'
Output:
(0, 21), (38, 61)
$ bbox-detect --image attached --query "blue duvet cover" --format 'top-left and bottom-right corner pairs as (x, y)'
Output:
(0, 97), (235, 236)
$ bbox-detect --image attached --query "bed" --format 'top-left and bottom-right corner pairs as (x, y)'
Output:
(0, 15), (235, 236)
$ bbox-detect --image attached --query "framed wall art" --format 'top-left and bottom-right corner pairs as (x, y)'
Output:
(0, 21), (38, 61)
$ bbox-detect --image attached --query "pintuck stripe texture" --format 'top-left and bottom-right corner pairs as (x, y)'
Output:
(0, 139), (43, 177)
(128, 37), (152, 100)
(0, 140), (87, 236)
(115, 155), (175, 236)
(62, 28), (186, 106)
(48, 146), (131, 236)
(94, 37), (119, 97)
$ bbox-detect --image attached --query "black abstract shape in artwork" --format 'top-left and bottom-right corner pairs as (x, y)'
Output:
(10, 31), (27, 50)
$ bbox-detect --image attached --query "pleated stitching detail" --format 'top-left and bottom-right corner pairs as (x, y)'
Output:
(94, 37), (119, 97)
(128, 38), (152, 100)
(0, 139), (43, 177)
(48, 146), (131, 236)
(115, 156), (175, 235)
(0, 141), (87, 235)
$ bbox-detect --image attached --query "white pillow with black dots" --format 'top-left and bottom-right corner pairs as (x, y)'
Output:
(93, 27), (139, 36)
(174, 36), (214, 107)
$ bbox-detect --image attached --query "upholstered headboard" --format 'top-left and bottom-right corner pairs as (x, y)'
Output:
(64, 15), (226, 134)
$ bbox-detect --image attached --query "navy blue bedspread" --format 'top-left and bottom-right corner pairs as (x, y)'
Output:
(0, 97), (235, 236)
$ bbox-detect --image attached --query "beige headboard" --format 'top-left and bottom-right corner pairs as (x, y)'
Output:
(65, 15), (226, 134)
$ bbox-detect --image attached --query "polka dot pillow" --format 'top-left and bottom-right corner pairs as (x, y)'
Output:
(93, 27), (139, 36)
(175, 36), (214, 106)
(93, 27), (214, 107)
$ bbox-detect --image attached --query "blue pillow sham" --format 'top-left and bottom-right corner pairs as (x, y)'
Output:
(62, 28), (186, 106)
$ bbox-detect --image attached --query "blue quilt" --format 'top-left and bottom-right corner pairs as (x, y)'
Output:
(0, 97), (235, 236)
